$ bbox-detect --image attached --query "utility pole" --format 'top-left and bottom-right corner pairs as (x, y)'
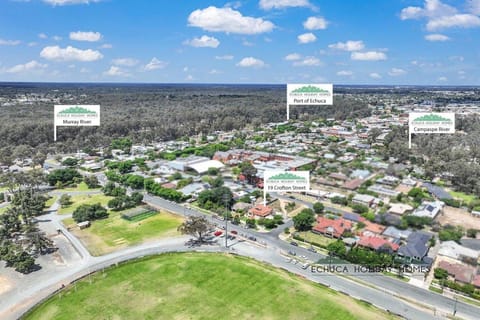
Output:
(453, 296), (457, 316)
(223, 194), (230, 248)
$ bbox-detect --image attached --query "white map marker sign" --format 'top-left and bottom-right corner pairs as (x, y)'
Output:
(54, 105), (100, 141)
(263, 170), (310, 206)
(408, 112), (455, 148)
(286, 84), (333, 120)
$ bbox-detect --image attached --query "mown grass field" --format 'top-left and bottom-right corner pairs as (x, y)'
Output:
(58, 194), (113, 215)
(63, 209), (182, 256)
(449, 190), (477, 204)
(24, 253), (397, 320)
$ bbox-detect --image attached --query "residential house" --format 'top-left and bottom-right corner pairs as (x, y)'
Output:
(411, 201), (444, 219)
(312, 217), (352, 238)
(438, 241), (480, 265)
(388, 203), (414, 216)
(352, 194), (375, 207)
(437, 260), (475, 284)
(342, 179), (364, 191)
(248, 205), (273, 218)
(422, 182), (452, 200)
(350, 169), (371, 180)
(357, 235), (399, 253)
(397, 231), (433, 263)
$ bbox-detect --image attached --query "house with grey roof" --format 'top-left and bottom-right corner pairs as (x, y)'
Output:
(411, 200), (444, 219)
(397, 231), (433, 263)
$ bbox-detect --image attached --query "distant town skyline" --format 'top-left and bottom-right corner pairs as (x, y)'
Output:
(1, 0), (480, 85)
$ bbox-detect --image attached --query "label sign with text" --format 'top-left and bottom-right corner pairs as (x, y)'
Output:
(287, 84), (333, 106)
(264, 171), (310, 192)
(54, 105), (100, 127)
(409, 112), (455, 134)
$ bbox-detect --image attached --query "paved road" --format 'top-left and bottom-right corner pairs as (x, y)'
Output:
(144, 193), (480, 320)
(2, 193), (479, 319)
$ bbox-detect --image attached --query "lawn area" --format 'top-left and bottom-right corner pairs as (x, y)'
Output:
(63, 208), (183, 256)
(296, 231), (337, 248)
(58, 193), (113, 215)
(24, 253), (397, 320)
(56, 182), (99, 192)
(44, 196), (57, 208)
(449, 190), (477, 204)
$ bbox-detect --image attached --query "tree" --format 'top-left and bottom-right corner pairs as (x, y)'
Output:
(62, 158), (78, 167)
(331, 196), (348, 206)
(434, 268), (449, 280)
(84, 175), (99, 189)
(125, 175), (145, 189)
(327, 240), (347, 258)
(59, 194), (72, 208)
(239, 161), (258, 185)
(293, 209), (315, 231)
(207, 167), (219, 176)
(246, 218), (256, 229)
(47, 168), (81, 186)
(313, 202), (324, 214)
(72, 203), (108, 223)
(177, 216), (211, 242)
(351, 204), (369, 214)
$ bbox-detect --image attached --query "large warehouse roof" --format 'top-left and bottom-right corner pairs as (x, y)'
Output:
(187, 160), (224, 174)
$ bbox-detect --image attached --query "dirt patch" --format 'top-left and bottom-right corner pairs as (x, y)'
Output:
(0, 276), (13, 295)
(437, 206), (480, 229)
(395, 185), (412, 194)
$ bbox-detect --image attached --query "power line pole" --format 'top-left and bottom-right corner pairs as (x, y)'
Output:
(223, 194), (230, 248)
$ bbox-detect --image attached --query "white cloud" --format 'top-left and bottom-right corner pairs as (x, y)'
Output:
(184, 35), (220, 48)
(52, 35), (62, 41)
(427, 14), (480, 30)
(69, 31), (102, 42)
(99, 43), (112, 49)
(337, 70), (353, 76)
(215, 55), (234, 60)
(400, 0), (480, 31)
(28, 42), (37, 47)
(424, 33), (450, 41)
(468, 0), (480, 15)
(188, 6), (274, 34)
(293, 56), (321, 66)
(38, 33), (48, 39)
(438, 76), (448, 81)
(6, 60), (47, 73)
(144, 57), (167, 71)
(297, 32), (316, 44)
(242, 39), (254, 46)
(40, 45), (103, 62)
(209, 69), (222, 74)
(43, 0), (101, 5)
(236, 57), (266, 68)
(259, 0), (311, 10)
(388, 68), (407, 76)
(0, 39), (21, 46)
(284, 53), (301, 61)
(351, 51), (387, 61)
(303, 17), (328, 30)
(369, 72), (382, 79)
(112, 58), (139, 67)
(328, 40), (365, 51)
(186, 74), (194, 81)
(103, 66), (129, 77)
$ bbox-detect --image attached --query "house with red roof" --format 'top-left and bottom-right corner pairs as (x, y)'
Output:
(248, 205), (273, 218)
(357, 236), (399, 253)
(312, 217), (352, 238)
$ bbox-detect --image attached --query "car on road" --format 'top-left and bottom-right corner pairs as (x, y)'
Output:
(214, 231), (223, 237)
(301, 263), (310, 270)
(230, 230), (238, 235)
(288, 250), (296, 256)
(248, 236), (257, 241)
(290, 241), (298, 246)
(308, 247), (317, 253)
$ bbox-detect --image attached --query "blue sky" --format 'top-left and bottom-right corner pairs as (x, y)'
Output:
(0, 0), (480, 84)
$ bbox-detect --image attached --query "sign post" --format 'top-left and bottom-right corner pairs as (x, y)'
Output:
(408, 113), (455, 149)
(286, 84), (333, 120)
(54, 105), (100, 141)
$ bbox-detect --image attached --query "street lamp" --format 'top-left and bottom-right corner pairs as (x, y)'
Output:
(223, 194), (230, 248)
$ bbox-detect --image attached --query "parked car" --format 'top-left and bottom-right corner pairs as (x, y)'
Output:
(214, 231), (223, 237)
(290, 241), (298, 246)
(231, 230), (238, 235)
(288, 250), (296, 256)
(307, 247), (317, 253)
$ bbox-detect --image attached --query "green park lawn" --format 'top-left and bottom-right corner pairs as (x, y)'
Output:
(24, 253), (396, 320)
(449, 190), (477, 204)
(44, 196), (57, 208)
(63, 208), (183, 256)
(296, 231), (336, 248)
(58, 194), (113, 215)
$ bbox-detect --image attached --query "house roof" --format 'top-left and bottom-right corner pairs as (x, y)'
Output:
(329, 172), (348, 181)
(398, 231), (432, 259)
(357, 236), (399, 251)
(342, 179), (364, 190)
(388, 203), (414, 215)
(342, 212), (365, 223)
(422, 182), (452, 200)
(313, 217), (352, 238)
(438, 241), (479, 261)
(353, 193), (375, 203)
(248, 205), (273, 217)
(187, 160), (224, 174)
(362, 221), (386, 235)
(438, 260), (474, 284)
(412, 201), (443, 219)
(382, 226), (412, 240)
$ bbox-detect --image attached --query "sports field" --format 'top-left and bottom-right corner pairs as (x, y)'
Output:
(58, 193), (113, 215)
(24, 253), (397, 320)
(63, 209), (183, 256)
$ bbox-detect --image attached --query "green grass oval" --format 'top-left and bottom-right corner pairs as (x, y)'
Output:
(24, 253), (396, 320)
